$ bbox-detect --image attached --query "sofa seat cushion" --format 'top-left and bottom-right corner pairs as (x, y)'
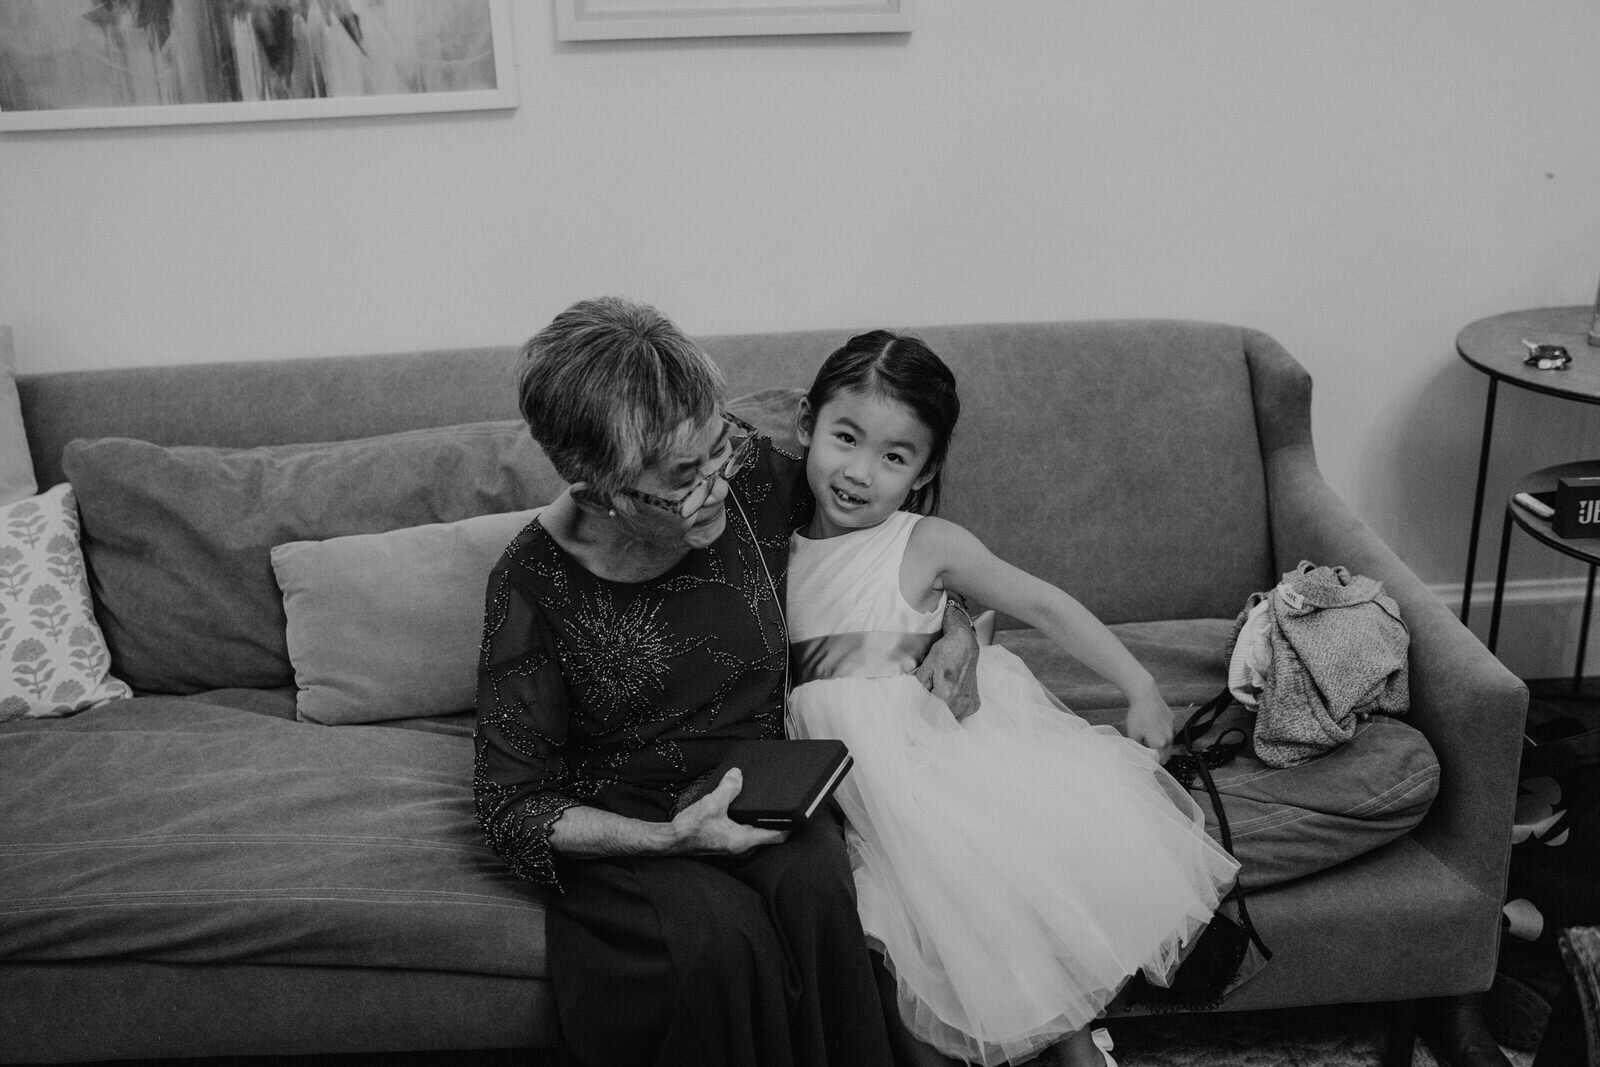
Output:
(1001, 616), (1440, 890)
(0, 699), (546, 978)
(998, 617), (1238, 714)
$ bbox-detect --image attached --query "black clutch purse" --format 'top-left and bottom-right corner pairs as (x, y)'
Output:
(672, 739), (853, 830)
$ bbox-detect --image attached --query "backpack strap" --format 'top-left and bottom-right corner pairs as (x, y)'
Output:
(1174, 687), (1273, 961)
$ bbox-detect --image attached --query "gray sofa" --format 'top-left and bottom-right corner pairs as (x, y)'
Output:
(0, 319), (1526, 1064)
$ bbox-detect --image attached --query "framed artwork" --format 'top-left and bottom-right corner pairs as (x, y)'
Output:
(555, 0), (914, 42)
(0, 0), (518, 131)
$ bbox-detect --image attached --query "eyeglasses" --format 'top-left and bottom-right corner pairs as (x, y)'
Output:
(620, 412), (758, 518)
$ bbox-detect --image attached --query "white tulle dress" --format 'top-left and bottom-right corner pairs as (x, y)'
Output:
(786, 512), (1240, 1066)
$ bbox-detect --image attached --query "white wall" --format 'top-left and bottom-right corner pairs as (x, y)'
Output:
(3, 2), (1600, 673)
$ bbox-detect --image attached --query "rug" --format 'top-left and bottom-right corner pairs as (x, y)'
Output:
(78, 1005), (1538, 1067)
(1102, 1003), (1535, 1067)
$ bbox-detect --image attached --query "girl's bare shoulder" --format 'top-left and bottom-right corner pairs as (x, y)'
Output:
(909, 513), (980, 545)
(905, 513), (989, 571)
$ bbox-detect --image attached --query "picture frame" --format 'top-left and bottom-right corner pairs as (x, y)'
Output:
(0, 0), (518, 131)
(555, 0), (914, 42)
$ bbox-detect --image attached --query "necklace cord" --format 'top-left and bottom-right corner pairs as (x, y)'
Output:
(728, 487), (795, 737)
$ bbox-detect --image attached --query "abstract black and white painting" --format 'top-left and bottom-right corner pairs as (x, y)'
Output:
(0, 0), (516, 130)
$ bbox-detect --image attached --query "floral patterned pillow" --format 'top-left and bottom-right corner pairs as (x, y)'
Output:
(0, 484), (131, 720)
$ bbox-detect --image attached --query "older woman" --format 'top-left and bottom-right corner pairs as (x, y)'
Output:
(474, 296), (977, 1067)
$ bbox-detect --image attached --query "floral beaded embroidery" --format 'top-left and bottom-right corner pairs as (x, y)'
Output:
(473, 437), (804, 891)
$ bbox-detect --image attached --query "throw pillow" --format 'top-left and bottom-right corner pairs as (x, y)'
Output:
(271, 508), (541, 725)
(0, 484), (131, 719)
(64, 421), (563, 695)
(0, 325), (37, 506)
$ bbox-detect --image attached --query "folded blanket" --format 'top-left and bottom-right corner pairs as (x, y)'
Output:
(1235, 561), (1410, 769)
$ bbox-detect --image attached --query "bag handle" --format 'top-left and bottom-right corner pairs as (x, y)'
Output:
(1176, 688), (1273, 961)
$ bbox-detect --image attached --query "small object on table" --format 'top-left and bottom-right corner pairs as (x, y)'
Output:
(1513, 491), (1556, 520)
(1522, 339), (1573, 371)
(1556, 475), (1600, 538)
(1490, 462), (1600, 695)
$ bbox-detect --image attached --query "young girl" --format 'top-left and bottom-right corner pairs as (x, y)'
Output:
(785, 330), (1240, 1067)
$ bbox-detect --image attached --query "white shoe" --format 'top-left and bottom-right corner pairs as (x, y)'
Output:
(1091, 1027), (1117, 1067)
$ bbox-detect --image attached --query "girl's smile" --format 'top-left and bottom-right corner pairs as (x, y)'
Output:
(798, 388), (937, 539)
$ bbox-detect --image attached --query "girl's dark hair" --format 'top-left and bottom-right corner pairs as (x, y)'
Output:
(804, 329), (960, 514)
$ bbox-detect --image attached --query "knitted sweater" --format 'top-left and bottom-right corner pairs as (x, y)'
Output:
(1235, 561), (1410, 768)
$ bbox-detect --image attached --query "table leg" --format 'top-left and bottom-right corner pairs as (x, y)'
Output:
(1574, 564), (1596, 698)
(1461, 378), (1499, 626)
(1488, 507), (1514, 653)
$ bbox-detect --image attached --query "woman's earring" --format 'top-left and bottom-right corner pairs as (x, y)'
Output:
(607, 508), (616, 518)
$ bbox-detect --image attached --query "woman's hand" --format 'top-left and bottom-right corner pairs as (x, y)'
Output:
(1125, 688), (1175, 757)
(915, 600), (981, 720)
(669, 769), (789, 856)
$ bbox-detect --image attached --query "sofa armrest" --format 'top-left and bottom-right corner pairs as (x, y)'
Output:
(1245, 330), (1527, 906)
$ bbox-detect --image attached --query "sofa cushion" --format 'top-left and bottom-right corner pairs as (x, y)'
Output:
(0, 699), (547, 978)
(709, 321), (1276, 623)
(0, 485), (131, 719)
(998, 618), (1238, 714)
(63, 422), (562, 695)
(271, 509), (542, 725)
(1003, 617), (1440, 890)
(1194, 711), (1439, 891)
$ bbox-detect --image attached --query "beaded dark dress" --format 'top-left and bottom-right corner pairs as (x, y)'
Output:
(474, 437), (895, 1067)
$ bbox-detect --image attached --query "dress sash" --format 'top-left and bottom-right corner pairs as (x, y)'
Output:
(789, 631), (938, 686)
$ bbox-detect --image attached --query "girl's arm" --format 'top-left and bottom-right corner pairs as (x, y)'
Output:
(905, 517), (1174, 752)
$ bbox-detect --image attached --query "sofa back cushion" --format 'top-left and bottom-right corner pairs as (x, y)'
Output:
(708, 320), (1273, 623)
(21, 346), (525, 490)
(63, 423), (561, 695)
(271, 508), (544, 725)
(35, 319), (1275, 688)
(947, 320), (1270, 623)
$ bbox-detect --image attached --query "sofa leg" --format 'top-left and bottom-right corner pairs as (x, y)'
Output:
(1416, 993), (1515, 1067)
(1385, 1000), (1419, 1067)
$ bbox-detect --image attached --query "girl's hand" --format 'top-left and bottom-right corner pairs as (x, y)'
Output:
(669, 769), (789, 856)
(1125, 690), (1175, 757)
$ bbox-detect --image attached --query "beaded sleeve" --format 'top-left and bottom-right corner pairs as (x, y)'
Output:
(473, 555), (584, 891)
(470, 436), (809, 892)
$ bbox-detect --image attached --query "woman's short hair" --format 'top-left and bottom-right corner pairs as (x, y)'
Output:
(517, 296), (726, 501)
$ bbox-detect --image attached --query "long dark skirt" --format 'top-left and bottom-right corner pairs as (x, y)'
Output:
(547, 806), (895, 1067)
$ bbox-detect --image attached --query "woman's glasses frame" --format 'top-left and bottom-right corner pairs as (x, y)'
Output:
(619, 412), (759, 518)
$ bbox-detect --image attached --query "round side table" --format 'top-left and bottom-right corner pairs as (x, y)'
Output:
(1488, 461), (1600, 694)
(1457, 306), (1600, 625)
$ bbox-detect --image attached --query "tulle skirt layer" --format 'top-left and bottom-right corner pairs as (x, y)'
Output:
(789, 645), (1240, 1066)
